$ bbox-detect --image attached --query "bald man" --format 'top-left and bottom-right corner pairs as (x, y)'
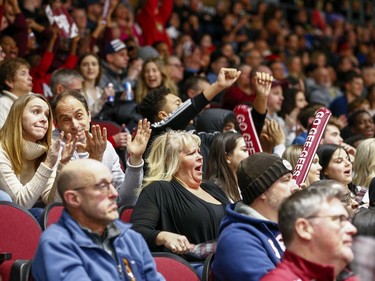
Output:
(32, 159), (164, 281)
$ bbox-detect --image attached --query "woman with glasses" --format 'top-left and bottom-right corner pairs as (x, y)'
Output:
(130, 130), (229, 275)
(0, 58), (34, 129)
(0, 94), (74, 208)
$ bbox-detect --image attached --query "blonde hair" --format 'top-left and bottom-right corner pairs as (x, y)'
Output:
(0, 94), (53, 175)
(135, 57), (178, 104)
(144, 130), (201, 187)
(282, 144), (303, 169)
(352, 138), (375, 187)
(282, 144), (312, 187)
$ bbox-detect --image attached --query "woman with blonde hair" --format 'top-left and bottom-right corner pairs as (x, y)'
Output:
(282, 144), (322, 188)
(135, 57), (178, 104)
(0, 94), (73, 208)
(131, 130), (229, 272)
(352, 138), (375, 205)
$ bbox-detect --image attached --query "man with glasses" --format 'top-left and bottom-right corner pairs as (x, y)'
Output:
(32, 158), (165, 281)
(261, 181), (358, 281)
(166, 55), (184, 86)
(49, 68), (84, 97)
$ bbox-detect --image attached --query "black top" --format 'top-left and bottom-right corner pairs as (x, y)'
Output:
(130, 179), (229, 260)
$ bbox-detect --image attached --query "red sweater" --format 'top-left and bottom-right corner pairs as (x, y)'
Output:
(261, 250), (359, 281)
(136, 0), (173, 51)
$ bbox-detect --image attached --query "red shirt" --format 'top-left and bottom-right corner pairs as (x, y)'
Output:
(261, 250), (359, 281)
(222, 86), (255, 111)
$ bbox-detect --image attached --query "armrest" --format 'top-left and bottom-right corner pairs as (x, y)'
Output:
(0, 252), (11, 265)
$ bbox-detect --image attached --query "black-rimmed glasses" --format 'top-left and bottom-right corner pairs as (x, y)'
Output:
(306, 214), (352, 226)
(73, 181), (115, 193)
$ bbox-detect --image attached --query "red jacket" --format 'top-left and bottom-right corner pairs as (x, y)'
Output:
(261, 250), (359, 281)
(136, 0), (172, 51)
(31, 52), (78, 97)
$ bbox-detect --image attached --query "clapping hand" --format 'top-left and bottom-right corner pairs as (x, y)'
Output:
(127, 119), (151, 166)
(76, 125), (107, 161)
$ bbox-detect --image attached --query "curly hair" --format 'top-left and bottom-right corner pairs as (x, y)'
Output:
(138, 86), (172, 123)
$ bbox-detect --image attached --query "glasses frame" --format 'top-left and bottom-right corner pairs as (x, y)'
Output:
(305, 214), (352, 226)
(73, 181), (115, 193)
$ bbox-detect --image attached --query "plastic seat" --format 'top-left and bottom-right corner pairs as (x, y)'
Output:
(91, 120), (122, 137)
(152, 252), (200, 281)
(9, 260), (32, 281)
(118, 205), (134, 223)
(91, 119), (126, 171)
(0, 202), (42, 281)
(202, 252), (215, 281)
(40, 202), (64, 230)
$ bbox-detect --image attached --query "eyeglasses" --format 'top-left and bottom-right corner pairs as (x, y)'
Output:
(168, 63), (183, 68)
(73, 181), (115, 193)
(306, 214), (352, 226)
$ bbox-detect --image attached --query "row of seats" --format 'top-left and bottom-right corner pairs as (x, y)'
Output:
(0, 201), (213, 281)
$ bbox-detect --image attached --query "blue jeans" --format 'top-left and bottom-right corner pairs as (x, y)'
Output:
(28, 207), (44, 224)
(190, 262), (204, 279)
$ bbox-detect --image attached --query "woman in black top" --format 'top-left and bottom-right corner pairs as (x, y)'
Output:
(130, 130), (229, 261)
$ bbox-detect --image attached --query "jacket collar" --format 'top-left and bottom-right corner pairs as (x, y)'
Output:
(59, 209), (131, 247)
(283, 250), (335, 281)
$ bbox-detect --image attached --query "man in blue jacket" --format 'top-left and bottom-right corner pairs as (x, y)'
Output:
(212, 152), (298, 281)
(32, 158), (164, 281)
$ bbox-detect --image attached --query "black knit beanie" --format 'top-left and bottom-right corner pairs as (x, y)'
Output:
(237, 152), (293, 205)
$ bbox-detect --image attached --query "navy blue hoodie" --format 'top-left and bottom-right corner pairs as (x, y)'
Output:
(212, 202), (284, 281)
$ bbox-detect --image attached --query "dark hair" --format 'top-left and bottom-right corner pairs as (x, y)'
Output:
(77, 52), (102, 86)
(352, 208), (375, 237)
(138, 86), (172, 122)
(317, 144), (349, 179)
(348, 109), (372, 129)
(50, 90), (90, 120)
(223, 113), (240, 132)
(0, 58), (30, 91)
(182, 75), (210, 100)
(279, 88), (305, 119)
(344, 70), (363, 84)
(297, 103), (323, 129)
(206, 132), (243, 201)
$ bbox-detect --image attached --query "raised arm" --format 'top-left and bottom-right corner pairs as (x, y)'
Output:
(252, 72), (273, 115)
(118, 119), (151, 206)
(202, 68), (241, 101)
